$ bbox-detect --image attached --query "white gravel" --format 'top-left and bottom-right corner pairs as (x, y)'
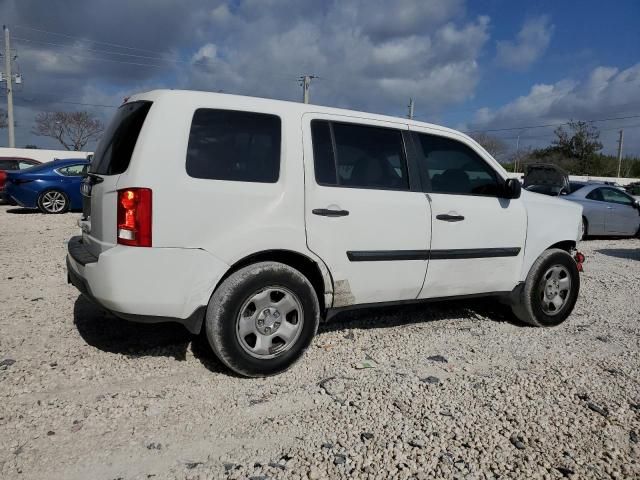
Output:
(0, 204), (639, 480)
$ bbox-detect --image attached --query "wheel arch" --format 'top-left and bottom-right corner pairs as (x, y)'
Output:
(520, 239), (577, 282)
(547, 240), (576, 253)
(214, 249), (333, 315)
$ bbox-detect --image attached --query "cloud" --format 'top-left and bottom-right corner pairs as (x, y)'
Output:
(468, 63), (640, 155)
(185, 3), (490, 114)
(495, 16), (554, 70)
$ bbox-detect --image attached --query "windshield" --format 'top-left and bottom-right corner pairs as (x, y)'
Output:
(91, 101), (152, 175)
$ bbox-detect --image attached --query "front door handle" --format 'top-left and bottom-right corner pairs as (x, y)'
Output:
(436, 213), (465, 222)
(312, 208), (349, 217)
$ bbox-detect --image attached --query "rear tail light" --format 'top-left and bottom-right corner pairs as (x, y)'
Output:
(117, 188), (152, 247)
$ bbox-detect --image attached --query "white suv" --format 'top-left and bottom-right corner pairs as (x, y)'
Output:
(67, 90), (583, 377)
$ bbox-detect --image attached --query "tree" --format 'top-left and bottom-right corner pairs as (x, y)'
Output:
(32, 111), (104, 151)
(470, 132), (508, 160)
(551, 120), (602, 174)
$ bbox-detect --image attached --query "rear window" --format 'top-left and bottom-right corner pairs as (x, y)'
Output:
(569, 182), (586, 193)
(91, 101), (152, 175)
(186, 109), (281, 183)
(0, 159), (17, 170)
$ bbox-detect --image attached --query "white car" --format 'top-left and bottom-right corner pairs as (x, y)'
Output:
(67, 90), (584, 377)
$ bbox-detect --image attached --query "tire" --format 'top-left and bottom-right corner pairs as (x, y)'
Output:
(581, 216), (588, 239)
(37, 190), (69, 214)
(511, 248), (580, 327)
(205, 261), (320, 377)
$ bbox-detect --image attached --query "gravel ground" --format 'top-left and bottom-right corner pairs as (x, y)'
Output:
(0, 204), (639, 480)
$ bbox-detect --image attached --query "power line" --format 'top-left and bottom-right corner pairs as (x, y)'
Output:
(465, 114), (640, 134)
(13, 24), (167, 55)
(12, 36), (185, 64)
(17, 96), (118, 108)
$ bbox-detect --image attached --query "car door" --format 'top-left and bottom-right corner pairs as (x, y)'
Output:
(409, 128), (527, 298)
(303, 115), (431, 307)
(599, 187), (640, 235)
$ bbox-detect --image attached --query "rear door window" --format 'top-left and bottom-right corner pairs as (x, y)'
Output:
(91, 101), (152, 175)
(311, 120), (409, 190)
(186, 109), (281, 183)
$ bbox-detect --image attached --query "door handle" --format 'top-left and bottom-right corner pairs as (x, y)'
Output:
(436, 213), (465, 222)
(312, 208), (349, 217)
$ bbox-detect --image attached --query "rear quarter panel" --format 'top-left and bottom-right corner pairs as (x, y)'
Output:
(114, 93), (325, 307)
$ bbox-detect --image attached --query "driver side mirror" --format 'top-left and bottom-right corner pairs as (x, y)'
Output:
(634, 200), (640, 211)
(503, 178), (522, 199)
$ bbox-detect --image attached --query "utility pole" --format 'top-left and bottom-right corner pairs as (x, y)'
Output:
(514, 134), (520, 173)
(299, 75), (317, 104)
(3, 25), (15, 147)
(616, 129), (624, 179)
(407, 98), (414, 119)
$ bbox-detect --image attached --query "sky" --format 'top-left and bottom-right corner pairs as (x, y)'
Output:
(0, 0), (639, 158)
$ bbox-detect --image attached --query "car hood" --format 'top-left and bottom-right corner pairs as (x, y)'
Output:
(523, 163), (569, 189)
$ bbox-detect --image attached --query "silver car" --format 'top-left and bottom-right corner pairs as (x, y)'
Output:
(565, 183), (640, 237)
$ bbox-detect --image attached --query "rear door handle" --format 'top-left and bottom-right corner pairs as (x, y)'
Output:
(436, 214), (465, 222)
(312, 208), (349, 217)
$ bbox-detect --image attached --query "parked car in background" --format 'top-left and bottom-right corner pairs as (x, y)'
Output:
(5, 159), (89, 213)
(565, 183), (640, 237)
(523, 163), (570, 197)
(67, 90), (583, 377)
(0, 157), (41, 202)
(625, 181), (640, 200)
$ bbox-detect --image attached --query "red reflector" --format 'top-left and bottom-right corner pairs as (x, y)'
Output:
(574, 251), (585, 272)
(117, 188), (152, 247)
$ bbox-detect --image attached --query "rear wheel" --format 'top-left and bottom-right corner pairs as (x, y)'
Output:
(511, 248), (580, 327)
(581, 216), (588, 239)
(205, 261), (320, 377)
(37, 190), (69, 214)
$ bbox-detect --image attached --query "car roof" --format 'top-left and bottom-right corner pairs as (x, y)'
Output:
(52, 158), (90, 165)
(0, 156), (39, 162)
(127, 89), (490, 148)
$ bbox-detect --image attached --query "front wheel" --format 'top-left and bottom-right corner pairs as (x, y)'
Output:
(511, 248), (580, 327)
(205, 261), (320, 377)
(37, 190), (69, 214)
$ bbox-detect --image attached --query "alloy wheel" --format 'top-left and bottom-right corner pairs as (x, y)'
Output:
(538, 265), (572, 316)
(236, 286), (304, 359)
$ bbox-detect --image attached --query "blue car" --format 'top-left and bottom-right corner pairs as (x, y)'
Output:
(5, 158), (90, 213)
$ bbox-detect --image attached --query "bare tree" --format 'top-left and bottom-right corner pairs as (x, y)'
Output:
(470, 132), (508, 159)
(33, 111), (104, 151)
(0, 109), (7, 129)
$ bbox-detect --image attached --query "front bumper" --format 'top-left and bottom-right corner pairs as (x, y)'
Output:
(66, 236), (228, 334)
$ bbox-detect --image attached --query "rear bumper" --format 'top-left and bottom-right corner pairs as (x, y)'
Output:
(66, 236), (229, 334)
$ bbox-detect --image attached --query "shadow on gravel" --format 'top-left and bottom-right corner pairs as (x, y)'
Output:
(73, 295), (228, 374)
(319, 297), (526, 335)
(596, 248), (640, 261)
(5, 207), (39, 214)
